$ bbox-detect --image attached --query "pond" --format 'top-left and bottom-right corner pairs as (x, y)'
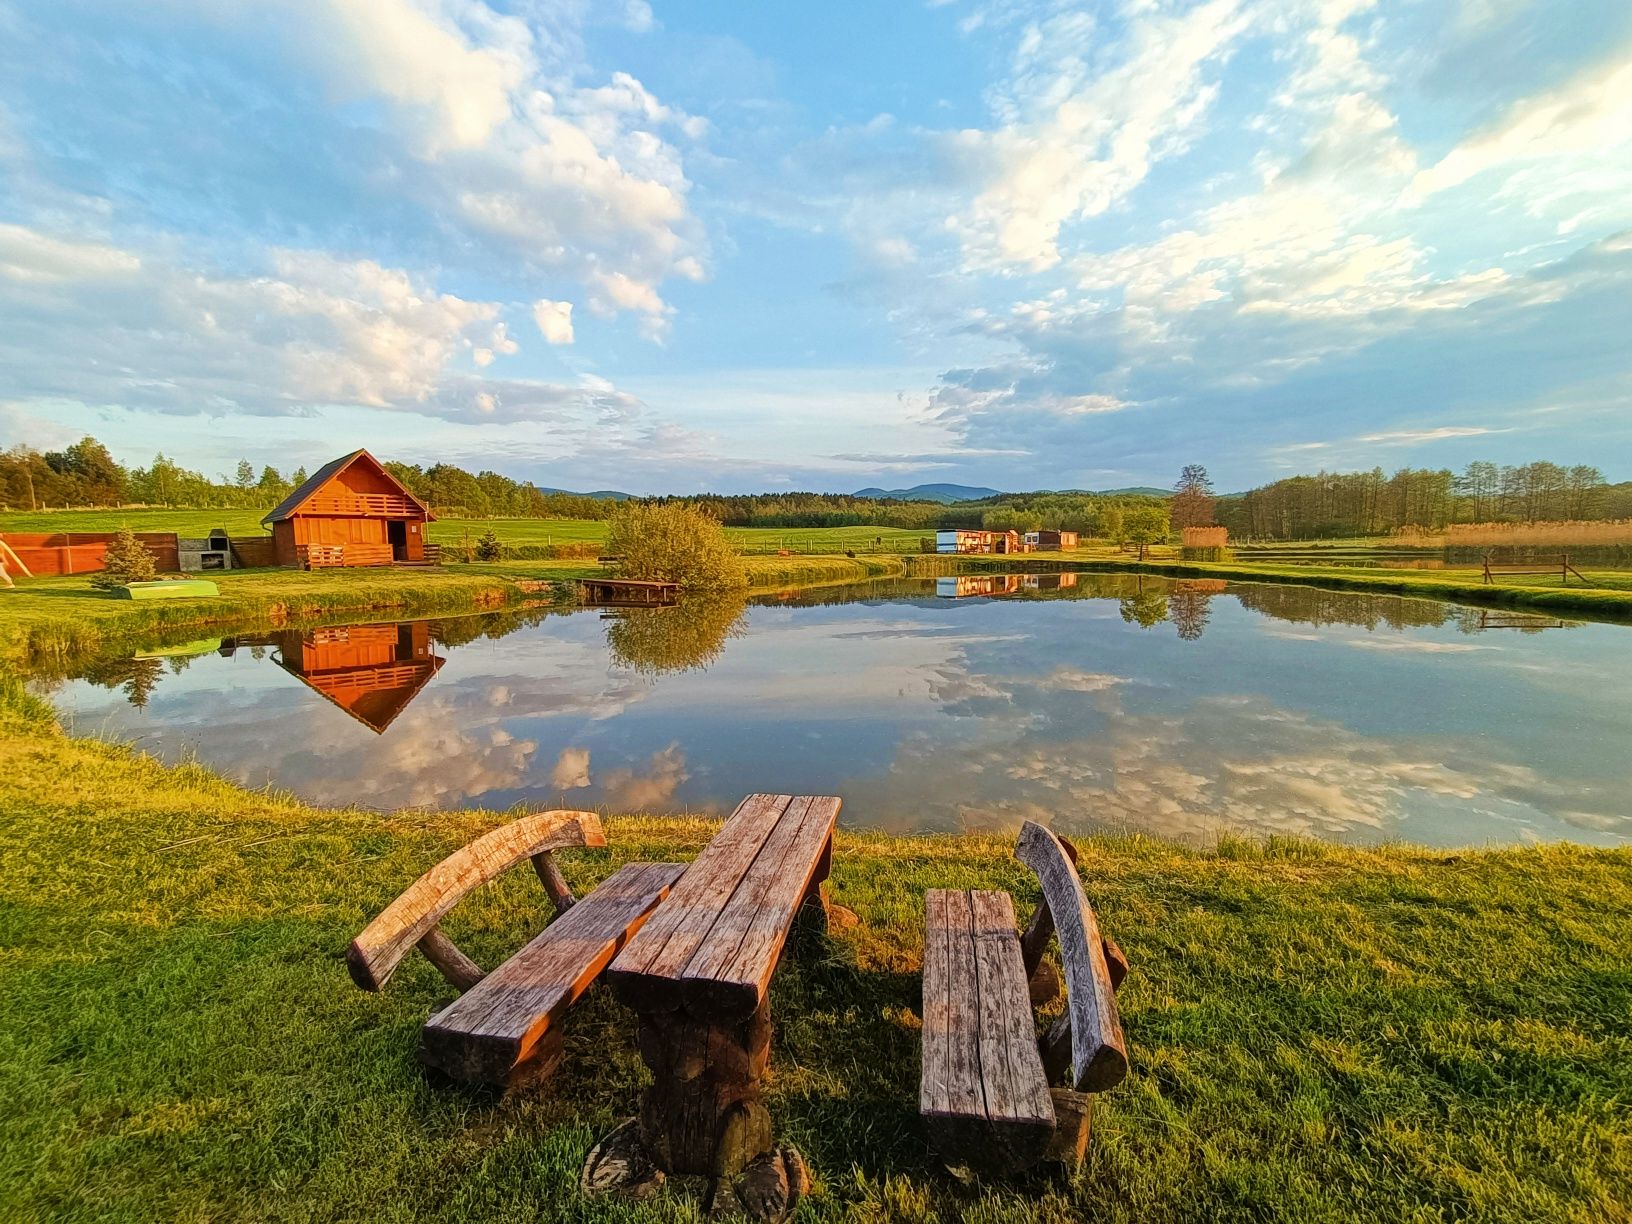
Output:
(42, 573), (1632, 847)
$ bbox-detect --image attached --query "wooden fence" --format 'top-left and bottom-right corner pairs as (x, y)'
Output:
(1, 532), (180, 576)
(229, 537), (278, 569)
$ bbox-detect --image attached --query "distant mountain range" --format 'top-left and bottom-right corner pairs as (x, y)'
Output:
(852, 483), (1004, 503)
(1093, 486), (1170, 497)
(537, 486), (632, 501)
(531, 482), (1171, 503)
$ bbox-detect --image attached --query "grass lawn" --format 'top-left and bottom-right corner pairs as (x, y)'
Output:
(0, 555), (902, 670)
(1, 683), (1629, 1222)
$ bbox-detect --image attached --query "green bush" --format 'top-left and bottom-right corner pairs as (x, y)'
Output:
(605, 503), (746, 591)
(89, 526), (158, 590)
(475, 529), (503, 562)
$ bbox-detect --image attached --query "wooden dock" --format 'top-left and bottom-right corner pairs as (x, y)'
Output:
(578, 577), (680, 607)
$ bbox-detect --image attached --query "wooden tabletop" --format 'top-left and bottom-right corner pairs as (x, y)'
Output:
(607, 793), (841, 1021)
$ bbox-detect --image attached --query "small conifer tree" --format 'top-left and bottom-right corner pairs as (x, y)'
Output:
(476, 529), (503, 561)
(90, 526), (158, 590)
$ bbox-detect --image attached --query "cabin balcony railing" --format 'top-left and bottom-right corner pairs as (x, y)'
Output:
(298, 493), (419, 518)
(307, 663), (432, 694)
(297, 543), (396, 569)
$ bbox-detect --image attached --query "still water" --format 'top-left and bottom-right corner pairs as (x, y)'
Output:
(45, 574), (1632, 847)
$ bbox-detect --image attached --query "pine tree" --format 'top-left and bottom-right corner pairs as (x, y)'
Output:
(90, 526), (159, 590)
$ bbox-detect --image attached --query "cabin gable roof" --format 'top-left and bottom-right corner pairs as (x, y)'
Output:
(260, 449), (433, 526)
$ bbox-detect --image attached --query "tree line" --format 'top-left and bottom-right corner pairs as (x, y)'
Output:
(1217, 462), (1632, 541)
(4, 435), (1626, 543)
(0, 434), (1167, 530)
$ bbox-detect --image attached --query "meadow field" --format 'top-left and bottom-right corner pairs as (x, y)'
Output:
(0, 509), (925, 556)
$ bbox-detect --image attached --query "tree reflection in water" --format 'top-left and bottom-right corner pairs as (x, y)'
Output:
(1118, 574), (1169, 630)
(605, 593), (750, 678)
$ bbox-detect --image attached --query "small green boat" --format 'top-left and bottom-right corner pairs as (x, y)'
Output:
(114, 580), (221, 600)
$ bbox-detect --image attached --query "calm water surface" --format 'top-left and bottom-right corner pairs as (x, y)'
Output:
(44, 574), (1632, 847)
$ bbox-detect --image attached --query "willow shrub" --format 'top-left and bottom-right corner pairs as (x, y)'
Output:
(606, 502), (747, 591)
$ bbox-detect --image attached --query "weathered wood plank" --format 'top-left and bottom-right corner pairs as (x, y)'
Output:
(920, 890), (951, 1119)
(682, 796), (840, 1019)
(920, 889), (1053, 1174)
(969, 891), (1055, 1143)
(348, 809), (606, 991)
(416, 926), (485, 991)
(606, 795), (791, 1011)
(1015, 821), (1128, 1093)
(419, 862), (684, 1084)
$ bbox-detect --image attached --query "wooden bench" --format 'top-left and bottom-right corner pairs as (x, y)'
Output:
(587, 794), (840, 1217)
(348, 810), (683, 1089)
(1482, 553), (1587, 585)
(921, 820), (1129, 1175)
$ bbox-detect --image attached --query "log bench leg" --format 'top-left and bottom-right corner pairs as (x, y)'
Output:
(1044, 1088), (1092, 1168)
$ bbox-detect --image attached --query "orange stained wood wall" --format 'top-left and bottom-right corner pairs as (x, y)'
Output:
(2, 532), (180, 576)
(283, 622), (433, 675)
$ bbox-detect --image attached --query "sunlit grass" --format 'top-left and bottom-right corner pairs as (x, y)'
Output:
(1, 683), (1628, 1222)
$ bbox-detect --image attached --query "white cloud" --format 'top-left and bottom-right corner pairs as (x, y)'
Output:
(0, 223), (645, 425)
(1356, 426), (1508, 444)
(532, 298), (576, 344)
(1411, 51), (1632, 200)
(135, 0), (706, 330)
(0, 223), (142, 283)
(950, 0), (1250, 272)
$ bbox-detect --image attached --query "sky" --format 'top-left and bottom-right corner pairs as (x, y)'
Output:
(1, 0), (1629, 495)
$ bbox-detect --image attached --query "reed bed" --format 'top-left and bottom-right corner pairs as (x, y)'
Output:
(1398, 519), (1632, 548)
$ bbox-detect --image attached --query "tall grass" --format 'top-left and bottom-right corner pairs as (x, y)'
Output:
(1399, 520), (1632, 548)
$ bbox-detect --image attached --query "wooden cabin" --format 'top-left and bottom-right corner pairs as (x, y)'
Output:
(271, 622), (443, 733)
(1027, 529), (1079, 551)
(262, 450), (435, 569)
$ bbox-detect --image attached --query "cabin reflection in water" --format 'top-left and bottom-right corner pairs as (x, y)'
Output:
(220, 622), (444, 733)
(936, 572), (1079, 598)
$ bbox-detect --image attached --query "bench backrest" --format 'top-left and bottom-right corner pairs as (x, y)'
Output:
(1014, 821), (1129, 1092)
(348, 809), (606, 991)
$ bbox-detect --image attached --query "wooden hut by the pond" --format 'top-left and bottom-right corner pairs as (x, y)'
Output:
(262, 449), (435, 569)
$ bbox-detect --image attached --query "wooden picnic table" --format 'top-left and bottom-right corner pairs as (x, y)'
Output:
(589, 793), (840, 1216)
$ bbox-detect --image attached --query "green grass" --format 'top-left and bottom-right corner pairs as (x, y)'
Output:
(0, 554), (906, 671)
(0, 565), (551, 671)
(0, 509), (924, 555)
(1, 684), (1629, 1222)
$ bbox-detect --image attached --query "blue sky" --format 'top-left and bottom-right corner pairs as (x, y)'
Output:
(1, 0), (1628, 493)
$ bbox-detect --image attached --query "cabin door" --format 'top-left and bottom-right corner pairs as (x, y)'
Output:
(387, 520), (408, 561)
